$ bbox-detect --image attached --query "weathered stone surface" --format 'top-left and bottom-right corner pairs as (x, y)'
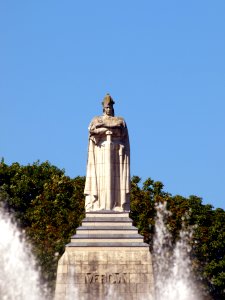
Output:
(55, 212), (155, 299)
(54, 96), (154, 299)
(55, 248), (154, 300)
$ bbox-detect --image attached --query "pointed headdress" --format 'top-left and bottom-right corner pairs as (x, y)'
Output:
(102, 93), (115, 107)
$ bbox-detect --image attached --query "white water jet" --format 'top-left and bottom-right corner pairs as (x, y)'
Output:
(0, 207), (49, 300)
(0, 199), (202, 300)
(153, 202), (200, 300)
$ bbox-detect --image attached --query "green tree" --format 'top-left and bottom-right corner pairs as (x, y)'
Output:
(0, 160), (224, 298)
(26, 174), (85, 287)
(0, 160), (85, 291)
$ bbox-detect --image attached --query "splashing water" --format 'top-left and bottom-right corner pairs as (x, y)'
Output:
(153, 202), (200, 300)
(0, 207), (49, 300)
(0, 199), (202, 300)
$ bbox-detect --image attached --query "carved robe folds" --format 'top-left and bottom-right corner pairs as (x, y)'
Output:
(84, 115), (130, 211)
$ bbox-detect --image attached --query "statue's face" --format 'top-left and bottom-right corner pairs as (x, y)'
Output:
(104, 104), (113, 116)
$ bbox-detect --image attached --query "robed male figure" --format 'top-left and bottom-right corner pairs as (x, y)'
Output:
(84, 94), (130, 212)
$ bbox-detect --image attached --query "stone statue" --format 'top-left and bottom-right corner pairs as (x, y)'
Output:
(84, 94), (130, 211)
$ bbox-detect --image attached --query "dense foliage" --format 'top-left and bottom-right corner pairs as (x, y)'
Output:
(0, 160), (224, 299)
(0, 160), (85, 289)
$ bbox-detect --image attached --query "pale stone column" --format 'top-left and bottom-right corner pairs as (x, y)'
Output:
(54, 95), (155, 299)
(55, 212), (155, 300)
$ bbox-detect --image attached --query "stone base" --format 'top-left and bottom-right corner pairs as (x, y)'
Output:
(55, 212), (154, 300)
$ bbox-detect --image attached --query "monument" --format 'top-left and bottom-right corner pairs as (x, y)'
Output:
(55, 94), (155, 300)
(84, 94), (130, 212)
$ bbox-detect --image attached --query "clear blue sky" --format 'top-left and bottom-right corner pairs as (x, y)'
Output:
(1, 1), (225, 209)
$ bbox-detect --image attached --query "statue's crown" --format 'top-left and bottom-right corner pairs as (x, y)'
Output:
(102, 93), (115, 106)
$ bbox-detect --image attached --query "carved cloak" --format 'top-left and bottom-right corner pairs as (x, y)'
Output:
(84, 115), (130, 211)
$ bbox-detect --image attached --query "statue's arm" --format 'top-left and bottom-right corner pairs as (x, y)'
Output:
(90, 127), (108, 134)
(89, 117), (107, 135)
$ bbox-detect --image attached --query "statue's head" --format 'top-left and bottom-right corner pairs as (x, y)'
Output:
(102, 93), (115, 116)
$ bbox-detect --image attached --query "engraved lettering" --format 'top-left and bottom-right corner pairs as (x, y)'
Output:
(94, 274), (99, 283)
(85, 273), (94, 283)
(85, 273), (129, 284)
(120, 273), (129, 283)
(109, 273), (117, 284)
(101, 274), (106, 283)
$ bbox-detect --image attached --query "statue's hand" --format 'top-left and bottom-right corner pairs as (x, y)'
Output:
(91, 127), (108, 134)
(106, 130), (113, 135)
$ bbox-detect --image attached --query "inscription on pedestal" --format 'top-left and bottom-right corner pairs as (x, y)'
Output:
(85, 273), (129, 284)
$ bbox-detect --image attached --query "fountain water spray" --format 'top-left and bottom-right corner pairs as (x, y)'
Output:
(0, 198), (202, 300)
(0, 206), (49, 300)
(153, 202), (200, 300)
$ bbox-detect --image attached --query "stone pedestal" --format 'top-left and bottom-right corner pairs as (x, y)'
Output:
(55, 212), (154, 300)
